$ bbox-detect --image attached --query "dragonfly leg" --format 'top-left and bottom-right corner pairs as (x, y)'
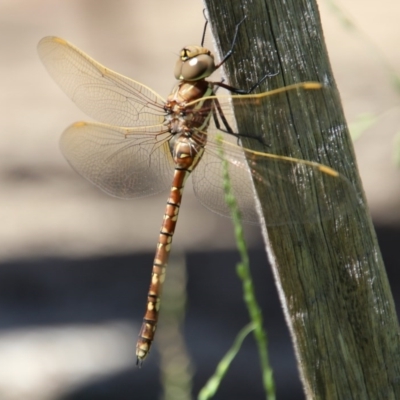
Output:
(214, 16), (247, 69)
(213, 71), (279, 95)
(212, 97), (270, 146)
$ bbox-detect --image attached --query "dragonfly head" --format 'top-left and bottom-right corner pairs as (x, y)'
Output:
(174, 46), (215, 81)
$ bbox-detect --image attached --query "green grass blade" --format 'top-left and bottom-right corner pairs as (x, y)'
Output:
(197, 323), (255, 400)
(215, 134), (276, 400)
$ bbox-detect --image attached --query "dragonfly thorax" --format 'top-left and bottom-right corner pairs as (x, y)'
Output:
(165, 80), (214, 137)
(174, 45), (215, 81)
(166, 80), (213, 108)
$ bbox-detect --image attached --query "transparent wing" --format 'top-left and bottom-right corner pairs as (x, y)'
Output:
(38, 36), (166, 127)
(192, 131), (260, 223)
(60, 122), (174, 198)
(191, 84), (360, 225)
(193, 130), (359, 225)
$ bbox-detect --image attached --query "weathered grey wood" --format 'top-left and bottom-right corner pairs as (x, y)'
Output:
(203, 1), (400, 398)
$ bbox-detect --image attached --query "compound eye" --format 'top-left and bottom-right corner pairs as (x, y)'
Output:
(174, 54), (215, 81)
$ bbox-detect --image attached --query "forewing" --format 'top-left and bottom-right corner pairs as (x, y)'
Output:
(38, 36), (166, 127)
(60, 122), (174, 198)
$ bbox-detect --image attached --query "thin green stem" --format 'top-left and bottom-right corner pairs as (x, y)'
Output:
(216, 135), (276, 400)
(197, 323), (255, 400)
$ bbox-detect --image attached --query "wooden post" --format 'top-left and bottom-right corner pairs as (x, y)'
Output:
(203, 1), (400, 398)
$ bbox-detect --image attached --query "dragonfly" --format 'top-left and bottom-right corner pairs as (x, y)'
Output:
(37, 19), (355, 366)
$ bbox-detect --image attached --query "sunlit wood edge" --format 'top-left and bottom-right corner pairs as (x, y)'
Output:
(39, 36), (167, 105)
(185, 81), (323, 107)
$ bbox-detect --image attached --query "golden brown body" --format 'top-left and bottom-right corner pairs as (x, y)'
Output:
(136, 79), (213, 364)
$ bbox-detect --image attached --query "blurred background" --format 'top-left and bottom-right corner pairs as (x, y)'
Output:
(1, 0), (399, 399)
